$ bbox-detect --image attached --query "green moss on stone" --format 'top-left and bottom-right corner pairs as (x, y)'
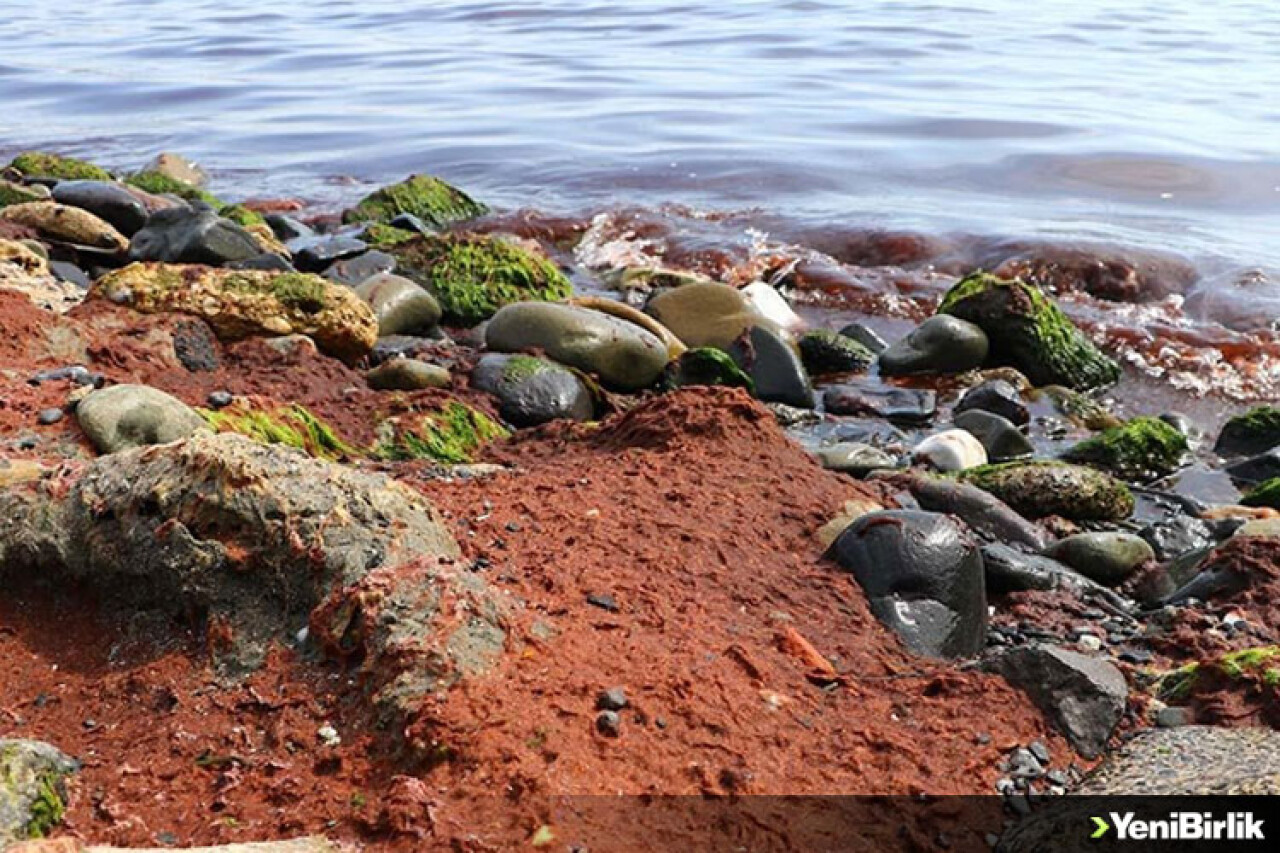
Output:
(1154, 663), (1200, 702)
(1062, 416), (1188, 481)
(200, 405), (357, 461)
(0, 180), (46, 208)
(343, 174), (487, 228)
(501, 354), (553, 384)
(24, 771), (66, 839)
(960, 460), (1134, 521)
(9, 151), (111, 181)
(393, 233), (572, 326)
(125, 170), (223, 206)
(361, 222), (418, 249)
(377, 402), (509, 464)
(938, 272), (1120, 390)
(660, 347), (755, 393)
(1038, 385), (1122, 431)
(798, 330), (875, 376)
(219, 204), (266, 228)
(1242, 478), (1280, 510)
(1215, 405), (1280, 457)
(1154, 646), (1280, 702)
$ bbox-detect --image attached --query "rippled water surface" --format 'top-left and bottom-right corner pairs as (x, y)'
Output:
(1, 0), (1278, 267)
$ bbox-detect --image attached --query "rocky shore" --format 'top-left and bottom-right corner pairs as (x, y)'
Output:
(1, 150), (1279, 851)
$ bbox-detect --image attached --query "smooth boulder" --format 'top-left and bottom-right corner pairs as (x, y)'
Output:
(645, 282), (761, 350)
(366, 358), (451, 391)
(1044, 532), (1154, 586)
(129, 205), (263, 265)
(953, 409), (1035, 463)
(878, 315), (989, 376)
(472, 353), (594, 427)
(911, 429), (988, 472)
(51, 180), (150, 236)
(0, 201), (128, 252)
(727, 325), (814, 408)
(354, 272), (442, 336)
(75, 384), (208, 454)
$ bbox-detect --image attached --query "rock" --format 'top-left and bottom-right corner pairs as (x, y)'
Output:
(891, 472), (1051, 551)
(798, 329), (875, 375)
(8, 151), (111, 182)
(823, 385), (936, 424)
(36, 408), (63, 425)
(0, 739), (77, 845)
(985, 644), (1126, 758)
(472, 353), (594, 428)
(953, 409), (1034, 463)
(51, 180), (149, 236)
(94, 263), (378, 361)
(568, 295), (687, 359)
(1062, 416), (1188, 481)
(124, 170), (220, 205)
(353, 273), (442, 336)
(741, 282), (805, 333)
(955, 379), (1028, 426)
(878, 315), (989, 376)
(360, 222), (418, 251)
(659, 347), (754, 392)
(227, 252), (296, 273)
(937, 272), (1120, 390)
(219, 203), (266, 229)
(596, 710), (622, 737)
(1215, 405), (1280, 457)
(597, 687), (629, 711)
(911, 429), (987, 472)
(141, 151), (209, 188)
(829, 510), (987, 658)
(366, 358), (451, 391)
(1037, 385), (1121, 431)
(48, 261), (90, 289)
(265, 213), (313, 243)
(391, 233), (570, 325)
(485, 302), (668, 392)
(323, 249), (396, 286)
(343, 173), (487, 228)
(815, 442), (896, 476)
(1225, 446), (1280, 484)
(837, 321), (888, 354)
(128, 205), (262, 265)
(0, 180), (50, 208)
(645, 282), (761, 351)
(727, 325), (814, 408)
(1138, 515), (1215, 562)
(1045, 532), (1154, 586)
(0, 202), (128, 251)
(291, 235), (368, 272)
(980, 543), (1075, 593)
(961, 461), (1134, 521)
(207, 390), (234, 409)
(75, 384), (208, 454)
(1241, 477), (1280, 510)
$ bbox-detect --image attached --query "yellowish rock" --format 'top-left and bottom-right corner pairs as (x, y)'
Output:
(0, 201), (128, 252)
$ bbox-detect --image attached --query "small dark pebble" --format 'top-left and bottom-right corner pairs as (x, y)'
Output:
(207, 390), (234, 409)
(587, 593), (619, 612)
(597, 687), (629, 711)
(595, 711), (621, 737)
(36, 408), (64, 425)
(49, 260), (91, 289)
(1118, 648), (1153, 664)
(29, 365), (95, 387)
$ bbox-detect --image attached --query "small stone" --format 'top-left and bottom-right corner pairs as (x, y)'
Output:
(953, 409), (1035, 463)
(207, 390), (234, 409)
(317, 724), (341, 748)
(815, 442), (897, 476)
(291, 235), (369, 272)
(587, 593), (619, 612)
(1155, 706), (1194, 728)
(911, 429), (988, 472)
(955, 379), (1029, 426)
(324, 249), (397, 286)
(36, 408), (64, 425)
(1029, 740), (1051, 765)
(1077, 634), (1103, 652)
(595, 710), (622, 737)
(838, 322), (888, 354)
(823, 385), (936, 424)
(366, 358), (451, 391)
(597, 687), (629, 711)
(878, 315), (989, 376)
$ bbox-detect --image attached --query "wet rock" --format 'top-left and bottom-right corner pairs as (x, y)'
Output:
(0, 201), (128, 251)
(354, 272), (442, 337)
(366, 358), (451, 391)
(343, 173), (487, 228)
(596, 711), (622, 737)
(1062, 416), (1188, 481)
(94, 262), (378, 361)
(8, 150), (111, 182)
(645, 282), (761, 351)
(837, 321), (887, 354)
(660, 347), (754, 392)
(892, 473), (1051, 551)
(829, 510), (987, 658)
(961, 461), (1133, 521)
(0, 739), (77, 845)
(1138, 515), (1214, 563)
(227, 252), (296, 272)
(291, 235), (368, 272)
(1225, 446), (1280, 485)
(911, 429), (987, 472)
(815, 442), (897, 476)
(75, 384), (207, 454)
(472, 353), (594, 428)
(798, 329), (875, 375)
(1045, 532), (1154, 586)
(1037, 385), (1121, 431)
(140, 151), (208, 188)
(51, 179), (149, 236)
(878, 315), (989, 376)
(324, 249), (396, 286)
(984, 644), (1126, 758)
(486, 302), (667, 391)
(823, 385), (936, 424)
(265, 213), (313, 243)
(568, 294), (687, 359)
(953, 409), (1034, 463)
(741, 281), (805, 334)
(955, 379), (1028, 426)
(981, 543), (1073, 593)
(1215, 405), (1280, 457)
(989, 243), (1198, 303)
(129, 205), (262, 265)
(938, 272), (1120, 390)
(727, 325), (814, 408)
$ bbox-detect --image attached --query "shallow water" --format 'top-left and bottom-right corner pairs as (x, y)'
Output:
(1, 0), (1278, 270)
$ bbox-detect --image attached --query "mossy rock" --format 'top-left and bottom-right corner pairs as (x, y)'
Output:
(798, 329), (875, 376)
(219, 203), (266, 229)
(960, 460), (1133, 521)
(1215, 406), (1280, 457)
(392, 233), (572, 325)
(343, 174), (487, 228)
(125, 170), (223, 206)
(938, 272), (1120, 390)
(1062, 416), (1188, 481)
(0, 180), (47, 208)
(200, 404), (359, 461)
(1153, 647), (1280, 702)
(9, 151), (111, 182)
(1241, 477), (1280, 510)
(1037, 385), (1122, 431)
(361, 222), (418, 250)
(0, 739), (77, 844)
(660, 347), (755, 392)
(376, 402), (509, 464)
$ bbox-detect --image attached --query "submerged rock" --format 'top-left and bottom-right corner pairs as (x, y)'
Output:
(1044, 532), (1154, 586)
(0, 201), (128, 251)
(937, 272), (1120, 390)
(961, 461), (1134, 521)
(1215, 405), (1280, 457)
(727, 325), (814, 409)
(343, 173), (487, 228)
(75, 384), (208, 454)
(1062, 416), (1188, 481)
(472, 353), (594, 427)
(354, 272), (442, 336)
(878, 315), (989, 376)
(0, 739), (77, 845)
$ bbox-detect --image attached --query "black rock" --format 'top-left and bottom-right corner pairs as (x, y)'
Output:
(472, 353), (594, 428)
(370, 335), (436, 365)
(878, 315), (989, 376)
(389, 213), (429, 233)
(1028, 740), (1051, 765)
(597, 687), (629, 711)
(37, 408), (64, 425)
(955, 379), (1029, 426)
(829, 510), (987, 658)
(587, 593), (619, 612)
(896, 472), (1050, 551)
(48, 260), (90, 289)
(226, 253), (296, 272)
(207, 390), (234, 409)
(797, 330), (874, 376)
(728, 325), (814, 409)
(1138, 515), (1214, 563)
(980, 544), (1073, 594)
(823, 385), (936, 424)
(595, 711), (622, 737)
(129, 206), (262, 265)
(171, 319), (220, 373)
(1225, 447), (1280, 485)
(290, 235), (368, 272)
(324, 250), (397, 286)
(264, 214), (313, 243)
(953, 409), (1034, 463)
(52, 180), (149, 236)
(837, 321), (888, 354)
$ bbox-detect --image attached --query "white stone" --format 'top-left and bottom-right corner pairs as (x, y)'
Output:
(911, 429), (988, 472)
(742, 282), (805, 334)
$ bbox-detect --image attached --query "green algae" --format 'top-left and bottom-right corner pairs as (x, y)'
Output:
(1242, 477), (1280, 510)
(200, 405), (358, 461)
(960, 459), (1134, 521)
(9, 151), (111, 182)
(1154, 647), (1280, 703)
(1062, 416), (1188, 481)
(797, 329), (875, 376)
(361, 222), (418, 249)
(219, 204), (266, 229)
(659, 347), (755, 392)
(343, 173), (487, 228)
(125, 170), (223, 206)
(377, 402), (509, 464)
(1215, 405), (1280, 457)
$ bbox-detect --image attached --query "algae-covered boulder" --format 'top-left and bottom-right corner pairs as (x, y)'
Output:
(937, 272), (1120, 390)
(1215, 405), (1280, 457)
(1036, 384), (1122, 431)
(0, 740), (77, 845)
(960, 460), (1134, 521)
(8, 150), (111, 182)
(485, 301), (669, 391)
(798, 329), (875, 375)
(124, 170), (222, 205)
(660, 347), (755, 392)
(76, 384), (209, 454)
(94, 262), (378, 361)
(0, 180), (49, 208)
(343, 173), (487, 228)
(0, 201), (128, 251)
(392, 232), (571, 325)
(1062, 416), (1188, 481)
(1241, 477), (1280, 510)
(141, 151), (208, 188)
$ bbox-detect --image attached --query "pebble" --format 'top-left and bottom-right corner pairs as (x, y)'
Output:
(317, 724), (341, 747)
(587, 593), (619, 612)
(838, 321), (888, 354)
(1028, 740), (1051, 765)
(207, 390), (234, 409)
(36, 408), (64, 425)
(595, 711), (622, 737)
(597, 687), (629, 711)
(955, 379), (1029, 426)
(911, 429), (987, 472)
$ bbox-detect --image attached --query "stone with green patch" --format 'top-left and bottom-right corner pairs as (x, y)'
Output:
(376, 402), (509, 463)
(1215, 405), (1280, 457)
(472, 353), (594, 427)
(1062, 416), (1188, 481)
(219, 203), (266, 229)
(1242, 477), (1280, 510)
(361, 222), (419, 250)
(201, 404), (359, 461)
(0, 739), (77, 844)
(125, 170), (223, 206)
(343, 174), (487, 228)
(9, 151), (111, 182)
(798, 329), (875, 376)
(0, 179), (48, 209)
(660, 347), (755, 393)
(960, 460), (1133, 521)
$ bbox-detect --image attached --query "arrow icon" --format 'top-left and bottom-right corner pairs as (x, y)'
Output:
(1091, 816), (1111, 839)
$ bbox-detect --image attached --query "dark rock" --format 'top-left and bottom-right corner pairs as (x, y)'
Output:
(48, 259), (91, 289)
(597, 687), (629, 711)
(226, 252), (296, 272)
(389, 212), (430, 233)
(1214, 405), (1280, 457)
(878, 315), (989, 376)
(129, 205), (262, 265)
(596, 711), (622, 737)
(660, 347), (754, 392)
(171, 318), (220, 372)
(837, 322), (888, 354)
(797, 329), (874, 376)
(980, 543), (1073, 594)
(953, 409), (1034, 463)
(823, 385), (936, 424)
(955, 379), (1028, 426)
(472, 353), (594, 428)
(829, 510), (987, 658)
(1138, 515), (1214, 563)
(290, 235), (368, 273)
(984, 644), (1126, 758)
(1044, 532), (1154, 586)
(36, 408), (64, 425)
(892, 472), (1050, 551)
(206, 390), (234, 409)
(324, 250), (397, 286)
(587, 593), (619, 612)
(264, 214), (313, 243)
(727, 325), (814, 409)
(1225, 446), (1280, 485)
(51, 179), (149, 236)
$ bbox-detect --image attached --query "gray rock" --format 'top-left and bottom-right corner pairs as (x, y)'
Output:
(953, 409), (1035, 463)
(291, 235), (368, 272)
(878, 315), (989, 376)
(366, 358), (451, 391)
(1225, 446), (1280, 484)
(226, 252), (296, 272)
(837, 321), (888, 354)
(985, 644), (1126, 759)
(728, 325), (814, 409)
(829, 510), (987, 658)
(485, 302), (669, 392)
(815, 442), (897, 476)
(75, 384), (208, 454)
(472, 353), (594, 428)
(36, 408), (64, 425)
(52, 179), (149, 236)
(597, 687), (629, 711)
(0, 739), (77, 845)
(823, 385), (936, 424)
(1138, 515), (1214, 562)
(129, 205), (263, 265)
(48, 260), (90, 289)
(1044, 532), (1154, 586)
(324, 249), (396, 286)
(893, 472), (1051, 551)
(981, 543), (1075, 593)
(354, 273), (442, 336)
(265, 213), (313, 243)
(955, 379), (1029, 426)
(141, 151), (208, 187)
